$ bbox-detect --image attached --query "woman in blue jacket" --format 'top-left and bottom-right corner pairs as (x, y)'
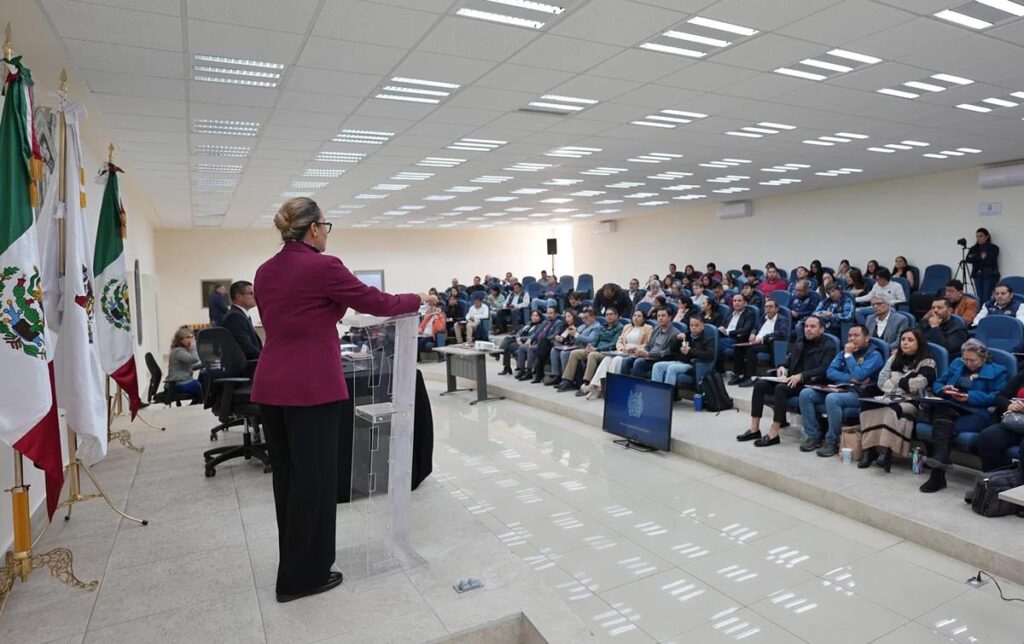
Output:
(919, 338), (1007, 493)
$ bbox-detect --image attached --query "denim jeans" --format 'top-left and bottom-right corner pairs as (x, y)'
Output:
(630, 358), (655, 378)
(799, 388), (859, 444)
(651, 361), (693, 385)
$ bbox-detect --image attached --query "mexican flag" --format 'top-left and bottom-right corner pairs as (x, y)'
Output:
(0, 55), (64, 518)
(94, 156), (141, 419)
(41, 100), (108, 466)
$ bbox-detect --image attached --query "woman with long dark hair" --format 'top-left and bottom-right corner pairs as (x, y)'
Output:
(892, 255), (916, 291)
(857, 329), (936, 471)
(966, 227), (999, 303)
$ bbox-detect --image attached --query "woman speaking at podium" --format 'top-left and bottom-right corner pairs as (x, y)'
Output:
(251, 197), (423, 603)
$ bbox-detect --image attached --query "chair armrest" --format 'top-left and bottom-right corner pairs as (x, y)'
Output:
(213, 377), (251, 384)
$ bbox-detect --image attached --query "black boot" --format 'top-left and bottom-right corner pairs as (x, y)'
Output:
(875, 447), (892, 473)
(857, 447), (877, 469)
(920, 468), (946, 493)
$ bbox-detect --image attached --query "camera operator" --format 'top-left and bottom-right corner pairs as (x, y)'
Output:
(964, 228), (999, 303)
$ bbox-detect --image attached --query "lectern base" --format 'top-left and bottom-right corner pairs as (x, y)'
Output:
(335, 539), (424, 582)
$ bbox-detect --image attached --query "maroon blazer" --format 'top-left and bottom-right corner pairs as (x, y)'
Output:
(250, 242), (420, 406)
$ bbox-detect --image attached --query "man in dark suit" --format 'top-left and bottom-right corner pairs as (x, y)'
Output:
(221, 280), (263, 360)
(208, 284), (229, 325)
(717, 294), (756, 383)
(865, 295), (909, 346)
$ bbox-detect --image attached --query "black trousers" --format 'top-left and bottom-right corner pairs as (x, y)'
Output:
(733, 342), (771, 379)
(751, 379), (800, 424)
(261, 401), (343, 595)
(534, 337), (554, 377)
(977, 423), (1022, 472)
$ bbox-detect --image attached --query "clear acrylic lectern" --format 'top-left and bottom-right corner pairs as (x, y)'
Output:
(337, 312), (421, 579)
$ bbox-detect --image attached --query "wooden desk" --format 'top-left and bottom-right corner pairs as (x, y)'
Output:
(433, 345), (505, 405)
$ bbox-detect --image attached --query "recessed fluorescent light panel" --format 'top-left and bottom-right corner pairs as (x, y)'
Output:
(632, 109), (708, 129)
(447, 137), (507, 152)
(525, 94), (598, 115)
(877, 73), (974, 99)
(505, 162), (553, 172)
(774, 48), (880, 81)
(814, 167), (863, 177)
(640, 15), (758, 57)
(193, 144), (250, 158)
(760, 178), (803, 186)
(194, 163), (242, 173)
(417, 156), (466, 168)
(724, 122), (796, 139)
(192, 119), (260, 136)
(303, 168), (346, 178)
(375, 76), (461, 105)
(193, 54), (284, 88)
(802, 132), (869, 146)
(626, 152), (684, 164)
(332, 129), (394, 145)
(455, 0), (567, 30)
(316, 151), (366, 163)
(934, 1), (1024, 30)
(648, 171), (694, 180)
(392, 172), (434, 181)
(956, 92), (1022, 112)
(472, 175), (514, 183)
(545, 146), (602, 158)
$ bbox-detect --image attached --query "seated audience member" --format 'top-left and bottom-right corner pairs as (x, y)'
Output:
(972, 281), (1024, 326)
(711, 283), (726, 303)
(700, 297), (723, 328)
(417, 296), (446, 356)
(559, 308), (623, 393)
(627, 278), (644, 306)
(892, 256), (916, 290)
(208, 284), (229, 326)
(835, 259), (852, 283)
(447, 286), (462, 301)
(464, 293), (490, 342)
(546, 309), (580, 384)
(690, 282), (708, 310)
(467, 276), (486, 295)
(650, 316), (715, 388)
(919, 280), (977, 326)
(166, 327), (203, 403)
(808, 260), (824, 286)
(738, 315), (836, 446)
(667, 284), (685, 305)
(683, 264), (700, 283)
(662, 275), (675, 291)
(857, 329), (936, 471)
(845, 267), (868, 298)
(976, 367), (1024, 471)
(593, 282), (633, 317)
(504, 282), (531, 330)
(486, 286), (506, 332)
(674, 296), (697, 325)
(733, 299), (791, 387)
(502, 272), (515, 288)
(723, 273), (739, 291)
(918, 297), (969, 357)
(698, 273), (714, 290)
(918, 339), (1007, 493)
(506, 310), (542, 376)
(220, 280), (263, 360)
(798, 325), (884, 456)
(521, 306), (563, 383)
(866, 294), (908, 345)
(563, 291), (584, 314)
(757, 266), (788, 298)
(864, 259), (880, 280)
(789, 279), (821, 322)
(647, 295), (668, 318)
(814, 284), (853, 336)
(740, 264), (758, 286)
(640, 282), (663, 305)
(550, 309), (601, 387)
(623, 307), (679, 379)
(705, 262), (723, 283)
(668, 263), (684, 282)
(445, 294), (466, 343)
(856, 267), (906, 305)
(587, 310), (652, 399)
(718, 295), (756, 381)
(788, 266), (817, 294)
(817, 271), (836, 298)
(450, 277), (462, 292)
(740, 283), (764, 309)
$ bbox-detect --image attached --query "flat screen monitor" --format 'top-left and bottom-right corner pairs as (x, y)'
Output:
(602, 373), (673, 451)
(354, 270), (385, 292)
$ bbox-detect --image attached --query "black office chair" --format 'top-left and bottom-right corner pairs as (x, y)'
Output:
(144, 352), (195, 407)
(196, 328), (270, 478)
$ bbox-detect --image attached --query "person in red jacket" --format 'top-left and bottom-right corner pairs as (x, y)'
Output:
(251, 197), (423, 603)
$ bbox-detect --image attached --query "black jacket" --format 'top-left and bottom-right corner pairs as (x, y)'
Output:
(918, 317), (968, 357)
(786, 336), (837, 384)
(722, 307), (756, 340)
(221, 306), (263, 360)
(679, 330), (715, 364)
(593, 288), (633, 317)
(994, 370), (1024, 416)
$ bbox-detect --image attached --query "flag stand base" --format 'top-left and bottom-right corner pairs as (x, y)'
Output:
(57, 431), (148, 526)
(0, 454), (97, 617)
(106, 380), (146, 452)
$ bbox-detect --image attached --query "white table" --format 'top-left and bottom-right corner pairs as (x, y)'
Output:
(998, 484), (1024, 508)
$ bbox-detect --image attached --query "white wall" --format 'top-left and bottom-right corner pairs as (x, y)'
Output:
(571, 166), (1024, 287)
(153, 224), (574, 351)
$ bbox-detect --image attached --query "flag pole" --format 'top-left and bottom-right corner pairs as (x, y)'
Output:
(51, 71), (147, 527)
(0, 25), (98, 617)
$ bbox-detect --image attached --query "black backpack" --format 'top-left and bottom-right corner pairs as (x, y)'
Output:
(966, 463), (1024, 518)
(699, 372), (734, 413)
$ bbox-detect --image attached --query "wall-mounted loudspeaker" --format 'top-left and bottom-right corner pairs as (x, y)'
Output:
(547, 238), (558, 255)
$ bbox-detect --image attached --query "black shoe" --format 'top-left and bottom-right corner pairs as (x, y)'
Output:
(919, 468), (947, 493)
(799, 437), (822, 452)
(499, 367), (512, 376)
(736, 430), (761, 442)
(857, 449), (877, 469)
(276, 571), (343, 603)
(875, 448), (892, 473)
(575, 388), (589, 397)
(753, 434), (780, 447)
(544, 376), (559, 386)
(531, 376), (543, 384)
(816, 442), (839, 457)
(556, 381), (575, 392)
(727, 374), (741, 386)
(737, 378), (755, 388)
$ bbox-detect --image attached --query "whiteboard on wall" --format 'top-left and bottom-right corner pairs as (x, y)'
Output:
(354, 270), (385, 292)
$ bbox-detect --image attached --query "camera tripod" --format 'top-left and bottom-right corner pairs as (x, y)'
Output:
(953, 244), (977, 296)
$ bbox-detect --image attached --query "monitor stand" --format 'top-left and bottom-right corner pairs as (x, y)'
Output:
(612, 438), (656, 453)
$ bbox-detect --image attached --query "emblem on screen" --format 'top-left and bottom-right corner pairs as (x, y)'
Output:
(627, 388), (644, 418)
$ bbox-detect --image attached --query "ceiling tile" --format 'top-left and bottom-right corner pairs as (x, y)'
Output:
(717, 71), (815, 100)
(614, 84), (702, 108)
(92, 94), (187, 118)
(778, 0), (918, 45)
(64, 0), (182, 15)
(297, 37), (408, 76)
(274, 92), (362, 115)
(422, 106), (504, 126)
(109, 114), (186, 133)
(417, 16), (539, 61)
(829, 61), (932, 92)
(841, 17), (970, 60)
(697, 0), (843, 31)
(388, 51), (498, 86)
(186, 0), (321, 34)
(657, 62), (759, 92)
(42, 0), (183, 51)
(188, 81), (280, 108)
(65, 39), (184, 79)
(475, 64), (576, 94)
(587, 48), (695, 83)
(187, 20), (305, 64)
(547, 75), (642, 101)
(315, 0), (440, 48)
(510, 35), (622, 73)
(361, 0), (455, 12)
(549, 0), (682, 46)
(82, 69), (186, 100)
(269, 109), (344, 129)
(285, 67), (382, 97)
(446, 87), (538, 111)
(708, 34), (830, 72)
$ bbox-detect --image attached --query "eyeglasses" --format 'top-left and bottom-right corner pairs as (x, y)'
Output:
(315, 221), (333, 233)
(871, 302), (887, 307)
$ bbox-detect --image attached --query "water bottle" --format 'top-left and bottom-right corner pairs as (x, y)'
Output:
(911, 447), (924, 475)
(693, 393), (704, 412)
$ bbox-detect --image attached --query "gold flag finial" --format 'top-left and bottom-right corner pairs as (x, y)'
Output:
(108, 143), (115, 164)
(3, 23), (13, 60)
(60, 68), (68, 92)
